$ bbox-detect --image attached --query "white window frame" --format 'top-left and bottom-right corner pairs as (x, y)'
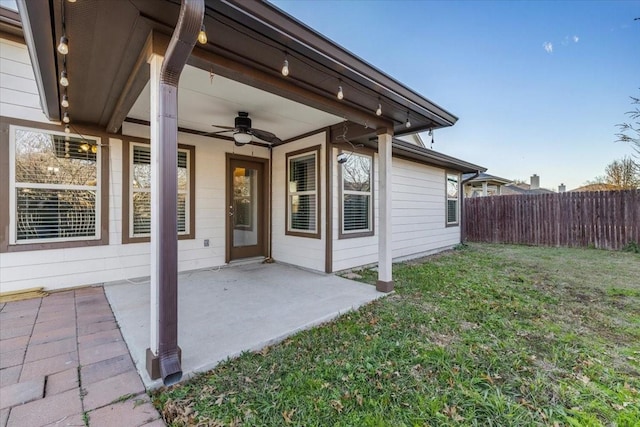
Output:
(128, 142), (191, 238)
(9, 125), (101, 245)
(287, 150), (318, 235)
(446, 172), (460, 226)
(341, 152), (373, 236)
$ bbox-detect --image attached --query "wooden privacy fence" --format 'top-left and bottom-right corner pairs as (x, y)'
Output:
(463, 190), (640, 250)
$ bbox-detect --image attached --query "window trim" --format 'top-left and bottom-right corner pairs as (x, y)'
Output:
(445, 170), (460, 227)
(339, 150), (374, 239)
(0, 117), (109, 253)
(285, 145), (321, 239)
(122, 139), (196, 244)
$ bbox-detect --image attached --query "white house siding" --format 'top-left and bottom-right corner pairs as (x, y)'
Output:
(271, 132), (326, 271)
(391, 158), (459, 260)
(0, 38), (48, 123)
(331, 148), (460, 272)
(0, 113), (269, 292)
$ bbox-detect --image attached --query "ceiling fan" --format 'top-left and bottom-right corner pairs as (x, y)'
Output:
(209, 112), (282, 146)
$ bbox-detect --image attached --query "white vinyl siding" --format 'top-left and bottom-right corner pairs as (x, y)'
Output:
(129, 143), (190, 238)
(288, 151), (317, 234)
(9, 125), (101, 244)
(341, 152), (372, 235)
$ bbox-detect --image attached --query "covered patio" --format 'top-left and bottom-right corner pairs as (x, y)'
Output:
(104, 262), (383, 388)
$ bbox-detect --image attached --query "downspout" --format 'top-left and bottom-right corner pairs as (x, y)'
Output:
(460, 171), (481, 244)
(157, 0), (204, 386)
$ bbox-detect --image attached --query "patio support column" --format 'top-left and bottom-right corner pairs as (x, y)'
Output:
(376, 129), (394, 292)
(148, 52), (162, 365)
(482, 181), (488, 197)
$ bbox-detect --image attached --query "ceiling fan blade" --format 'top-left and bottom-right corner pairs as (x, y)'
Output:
(249, 128), (282, 144)
(200, 129), (235, 137)
(211, 124), (235, 130)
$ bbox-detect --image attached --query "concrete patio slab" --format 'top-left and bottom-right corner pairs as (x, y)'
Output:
(105, 262), (383, 388)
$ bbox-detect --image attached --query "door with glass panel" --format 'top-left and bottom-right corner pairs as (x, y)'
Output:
(226, 157), (266, 261)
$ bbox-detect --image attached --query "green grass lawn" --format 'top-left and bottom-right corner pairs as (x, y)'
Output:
(153, 244), (640, 426)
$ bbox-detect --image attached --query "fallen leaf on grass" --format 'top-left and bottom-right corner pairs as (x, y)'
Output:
(330, 399), (344, 413)
(576, 374), (590, 385)
(282, 409), (296, 424)
(443, 404), (464, 421)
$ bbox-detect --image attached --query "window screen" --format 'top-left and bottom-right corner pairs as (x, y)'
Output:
(342, 153), (372, 233)
(288, 152), (317, 233)
(12, 127), (100, 243)
(130, 144), (189, 237)
(447, 173), (459, 225)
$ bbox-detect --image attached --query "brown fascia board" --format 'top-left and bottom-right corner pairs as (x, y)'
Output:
(391, 139), (486, 174)
(218, 0), (458, 128)
(0, 7), (23, 39)
(15, 0), (58, 122)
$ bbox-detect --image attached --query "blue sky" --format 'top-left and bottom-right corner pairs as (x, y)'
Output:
(272, 0), (640, 190)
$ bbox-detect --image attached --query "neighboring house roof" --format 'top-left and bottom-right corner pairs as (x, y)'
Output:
(396, 133), (426, 148)
(502, 183), (554, 195)
(17, 0), (458, 136)
(570, 183), (621, 192)
(462, 172), (511, 185)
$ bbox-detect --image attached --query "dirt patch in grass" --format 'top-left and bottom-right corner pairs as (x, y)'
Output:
(154, 244), (640, 426)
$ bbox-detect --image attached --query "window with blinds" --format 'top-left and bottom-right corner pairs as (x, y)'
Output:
(446, 173), (459, 225)
(10, 127), (100, 243)
(341, 152), (372, 234)
(287, 151), (317, 234)
(130, 143), (189, 237)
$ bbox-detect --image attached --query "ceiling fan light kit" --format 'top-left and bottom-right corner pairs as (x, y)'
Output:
(210, 112), (283, 145)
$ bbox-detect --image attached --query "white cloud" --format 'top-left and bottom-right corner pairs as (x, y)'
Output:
(573, 35), (579, 43)
(543, 42), (553, 53)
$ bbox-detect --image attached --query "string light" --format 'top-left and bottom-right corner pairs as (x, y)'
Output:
(405, 112), (411, 128)
(337, 85), (344, 100)
(61, 94), (69, 108)
(281, 54), (289, 76)
(65, 124), (71, 134)
(376, 103), (382, 116)
(57, 36), (69, 55)
(197, 24), (207, 44)
(67, 0), (76, 2)
(63, 112), (70, 123)
(59, 70), (69, 87)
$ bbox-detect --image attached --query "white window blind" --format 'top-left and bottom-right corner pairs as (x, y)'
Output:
(342, 153), (372, 233)
(130, 143), (189, 237)
(288, 152), (317, 233)
(10, 127), (100, 243)
(447, 173), (459, 225)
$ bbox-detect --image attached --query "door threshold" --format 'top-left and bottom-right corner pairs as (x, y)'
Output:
(228, 256), (266, 267)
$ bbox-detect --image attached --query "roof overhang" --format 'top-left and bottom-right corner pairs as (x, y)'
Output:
(17, 0), (458, 138)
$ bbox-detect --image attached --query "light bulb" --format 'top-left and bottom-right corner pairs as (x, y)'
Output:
(63, 112), (70, 123)
(281, 59), (289, 76)
(80, 142), (90, 152)
(197, 25), (207, 44)
(337, 86), (344, 100)
(60, 71), (69, 87)
(61, 95), (69, 108)
(67, 0), (77, 2)
(376, 103), (382, 116)
(64, 124), (70, 134)
(57, 36), (69, 55)
(405, 118), (411, 128)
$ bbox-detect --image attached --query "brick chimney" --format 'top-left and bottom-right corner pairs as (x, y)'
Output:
(530, 174), (540, 190)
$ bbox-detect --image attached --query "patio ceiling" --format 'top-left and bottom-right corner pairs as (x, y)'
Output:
(17, 0), (459, 139)
(128, 65), (342, 141)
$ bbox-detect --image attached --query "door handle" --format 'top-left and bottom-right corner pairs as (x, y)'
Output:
(229, 205), (234, 216)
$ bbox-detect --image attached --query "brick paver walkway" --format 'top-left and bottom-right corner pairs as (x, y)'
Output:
(0, 287), (165, 427)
